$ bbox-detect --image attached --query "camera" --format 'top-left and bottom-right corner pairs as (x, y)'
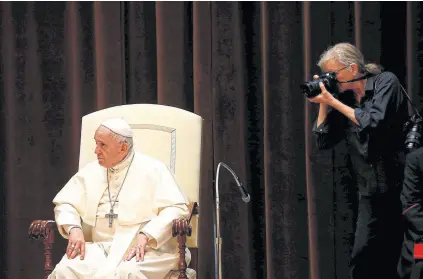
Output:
(404, 113), (423, 151)
(300, 72), (338, 98)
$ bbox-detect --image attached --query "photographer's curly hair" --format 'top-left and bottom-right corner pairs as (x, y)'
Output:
(318, 43), (383, 75)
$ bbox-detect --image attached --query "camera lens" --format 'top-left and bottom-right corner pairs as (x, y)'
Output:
(405, 123), (422, 150)
(301, 72), (338, 99)
(300, 80), (322, 98)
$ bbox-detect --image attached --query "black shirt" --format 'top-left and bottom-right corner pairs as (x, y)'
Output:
(312, 71), (409, 195)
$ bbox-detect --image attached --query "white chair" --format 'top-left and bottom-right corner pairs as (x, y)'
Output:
(29, 104), (202, 279)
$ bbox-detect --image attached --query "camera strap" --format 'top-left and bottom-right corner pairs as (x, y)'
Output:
(398, 84), (422, 117)
(372, 73), (421, 117)
(337, 73), (373, 83)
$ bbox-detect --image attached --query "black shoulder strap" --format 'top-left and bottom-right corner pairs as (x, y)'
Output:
(399, 83), (420, 117)
(374, 72), (420, 117)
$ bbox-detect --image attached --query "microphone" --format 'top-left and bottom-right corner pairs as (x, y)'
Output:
(216, 162), (250, 203)
(237, 182), (251, 203)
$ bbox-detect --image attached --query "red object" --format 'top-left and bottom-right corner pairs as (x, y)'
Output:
(414, 243), (423, 259)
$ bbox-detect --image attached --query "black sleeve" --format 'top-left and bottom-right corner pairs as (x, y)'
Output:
(401, 149), (423, 240)
(312, 107), (346, 150)
(354, 72), (403, 133)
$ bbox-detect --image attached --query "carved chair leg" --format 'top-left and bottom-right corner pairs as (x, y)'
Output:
(29, 220), (56, 279)
(43, 230), (55, 279)
(177, 234), (188, 279)
(172, 218), (192, 279)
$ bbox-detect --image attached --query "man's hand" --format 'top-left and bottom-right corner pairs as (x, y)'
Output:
(125, 233), (149, 262)
(67, 227), (86, 260)
(307, 75), (335, 105)
(308, 82), (335, 105)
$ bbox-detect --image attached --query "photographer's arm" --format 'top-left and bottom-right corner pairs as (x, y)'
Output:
(316, 104), (329, 126)
(328, 73), (399, 131)
(312, 103), (346, 149)
(311, 81), (359, 126)
(327, 98), (359, 125)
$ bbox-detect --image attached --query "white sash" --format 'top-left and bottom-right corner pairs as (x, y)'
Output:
(93, 224), (141, 278)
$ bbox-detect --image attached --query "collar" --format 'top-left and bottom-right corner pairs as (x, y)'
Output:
(109, 149), (135, 173)
(364, 74), (376, 95)
(359, 74), (377, 104)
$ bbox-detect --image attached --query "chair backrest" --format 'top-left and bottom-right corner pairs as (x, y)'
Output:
(78, 104), (202, 248)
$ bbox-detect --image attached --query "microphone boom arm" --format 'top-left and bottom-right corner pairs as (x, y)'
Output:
(214, 162), (250, 279)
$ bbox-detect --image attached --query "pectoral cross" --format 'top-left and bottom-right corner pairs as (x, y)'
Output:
(105, 208), (118, 228)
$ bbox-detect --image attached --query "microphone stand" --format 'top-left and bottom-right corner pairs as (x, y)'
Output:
(214, 162), (250, 279)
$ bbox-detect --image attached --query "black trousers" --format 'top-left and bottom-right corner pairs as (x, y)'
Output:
(398, 229), (423, 279)
(411, 261), (423, 279)
(398, 237), (414, 279)
(350, 189), (403, 279)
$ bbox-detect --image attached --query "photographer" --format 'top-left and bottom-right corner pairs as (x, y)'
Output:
(308, 43), (409, 279)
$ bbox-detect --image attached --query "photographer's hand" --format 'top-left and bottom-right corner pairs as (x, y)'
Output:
(308, 75), (330, 126)
(308, 82), (335, 105)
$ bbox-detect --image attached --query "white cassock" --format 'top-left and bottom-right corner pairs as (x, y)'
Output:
(48, 150), (196, 279)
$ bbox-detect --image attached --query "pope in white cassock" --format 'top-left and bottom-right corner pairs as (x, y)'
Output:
(49, 118), (196, 279)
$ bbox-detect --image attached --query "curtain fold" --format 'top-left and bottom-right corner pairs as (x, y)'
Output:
(125, 1), (158, 105)
(262, 2), (310, 279)
(210, 2), (254, 278)
(0, 1), (421, 279)
(156, 1), (193, 110)
(192, 2), (215, 278)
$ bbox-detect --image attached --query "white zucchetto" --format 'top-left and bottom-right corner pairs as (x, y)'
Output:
(100, 118), (133, 138)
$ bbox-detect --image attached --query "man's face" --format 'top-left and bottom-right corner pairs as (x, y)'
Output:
(322, 59), (358, 92)
(94, 126), (128, 168)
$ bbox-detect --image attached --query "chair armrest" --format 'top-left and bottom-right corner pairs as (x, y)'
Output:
(171, 202), (198, 279)
(172, 202), (198, 237)
(29, 220), (56, 241)
(29, 220), (57, 279)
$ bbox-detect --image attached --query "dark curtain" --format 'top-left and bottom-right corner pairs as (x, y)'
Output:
(1, 1), (422, 279)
